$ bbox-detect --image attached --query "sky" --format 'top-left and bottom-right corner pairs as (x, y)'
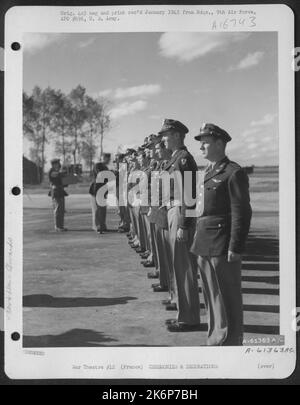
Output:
(23, 31), (278, 168)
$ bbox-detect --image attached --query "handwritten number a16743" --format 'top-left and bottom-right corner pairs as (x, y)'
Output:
(249, 16), (256, 27)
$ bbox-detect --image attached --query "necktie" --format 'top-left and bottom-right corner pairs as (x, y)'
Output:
(204, 164), (213, 175)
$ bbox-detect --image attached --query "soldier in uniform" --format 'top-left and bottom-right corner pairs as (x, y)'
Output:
(158, 119), (201, 331)
(149, 138), (175, 299)
(124, 150), (138, 236)
(89, 153), (111, 234)
(141, 136), (160, 269)
(190, 123), (252, 346)
(114, 152), (129, 233)
(48, 158), (68, 232)
(128, 146), (148, 253)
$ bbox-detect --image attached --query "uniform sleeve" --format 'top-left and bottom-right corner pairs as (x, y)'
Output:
(178, 154), (198, 229)
(228, 168), (252, 253)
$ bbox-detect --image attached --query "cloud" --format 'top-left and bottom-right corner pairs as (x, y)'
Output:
(158, 32), (249, 62)
(261, 135), (274, 143)
(109, 100), (147, 119)
(250, 113), (277, 127)
(23, 33), (64, 54)
(228, 51), (264, 71)
(94, 84), (161, 101)
(237, 51), (264, 69)
(241, 128), (261, 138)
(247, 142), (258, 150)
(78, 37), (96, 48)
(95, 89), (114, 98)
(115, 84), (161, 99)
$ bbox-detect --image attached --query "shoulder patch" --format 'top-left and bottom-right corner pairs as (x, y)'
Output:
(228, 160), (241, 170)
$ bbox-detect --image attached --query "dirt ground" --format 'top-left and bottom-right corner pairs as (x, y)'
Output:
(23, 192), (280, 347)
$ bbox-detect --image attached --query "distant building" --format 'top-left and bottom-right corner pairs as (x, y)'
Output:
(243, 165), (255, 174)
(23, 156), (43, 185)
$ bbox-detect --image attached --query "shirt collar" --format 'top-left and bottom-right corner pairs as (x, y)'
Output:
(172, 146), (187, 157)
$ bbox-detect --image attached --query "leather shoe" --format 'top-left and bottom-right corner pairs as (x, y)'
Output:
(167, 322), (202, 332)
(165, 318), (177, 325)
(143, 261), (155, 268)
(141, 260), (149, 265)
(153, 285), (168, 292)
(151, 283), (160, 288)
(165, 303), (178, 311)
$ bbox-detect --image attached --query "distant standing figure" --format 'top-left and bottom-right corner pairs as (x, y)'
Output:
(48, 158), (68, 232)
(89, 153), (111, 234)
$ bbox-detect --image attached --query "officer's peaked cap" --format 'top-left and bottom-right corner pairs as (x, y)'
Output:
(194, 123), (232, 143)
(158, 119), (189, 135)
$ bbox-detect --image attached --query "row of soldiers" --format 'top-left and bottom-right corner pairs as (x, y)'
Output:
(113, 119), (252, 346)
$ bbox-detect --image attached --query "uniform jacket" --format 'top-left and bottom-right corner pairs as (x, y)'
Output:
(48, 169), (68, 198)
(162, 146), (198, 229)
(139, 159), (157, 214)
(148, 159), (168, 227)
(89, 163), (109, 198)
(190, 156), (252, 256)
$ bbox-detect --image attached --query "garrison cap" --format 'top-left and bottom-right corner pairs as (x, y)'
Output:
(50, 158), (61, 165)
(158, 119), (189, 135)
(194, 123), (232, 143)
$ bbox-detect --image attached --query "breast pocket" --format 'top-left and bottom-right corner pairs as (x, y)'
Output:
(206, 223), (226, 231)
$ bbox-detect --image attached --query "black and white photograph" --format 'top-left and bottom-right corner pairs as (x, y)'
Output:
(4, 4), (296, 379)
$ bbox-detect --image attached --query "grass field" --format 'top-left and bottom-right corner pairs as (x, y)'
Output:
(23, 170), (280, 347)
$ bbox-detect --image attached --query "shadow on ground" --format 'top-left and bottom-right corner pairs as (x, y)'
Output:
(244, 325), (279, 334)
(243, 234), (279, 263)
(23, 328), (118, 347)
(23, 294), (137, 308)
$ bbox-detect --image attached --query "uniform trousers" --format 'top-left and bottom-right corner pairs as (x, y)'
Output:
(167, 206), (200, 325)
(149, 222), (158, 269)
(118, 206), (131, 231)
(90, 195), (107, 231)
(140, 212), (151, 253)
(136, 207), (147, 251)
(154, 224), (173, 292)
(52, 197), (65, 229)
(197, 255), (243, 346)
(128, 206), (137, 238)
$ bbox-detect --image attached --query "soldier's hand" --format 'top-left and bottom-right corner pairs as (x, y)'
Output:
(176, 228), (188, 243)
(227, 250), (241, 262)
